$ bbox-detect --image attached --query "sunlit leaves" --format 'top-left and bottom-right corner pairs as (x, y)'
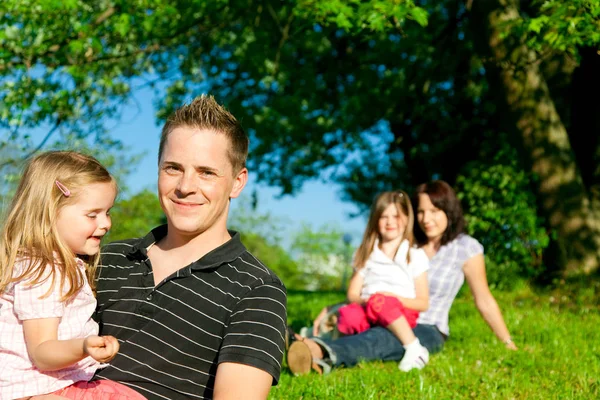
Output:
(507, 0), (600, 58)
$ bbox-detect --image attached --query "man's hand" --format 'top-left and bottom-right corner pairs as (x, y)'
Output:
(84, 335), (120, 363)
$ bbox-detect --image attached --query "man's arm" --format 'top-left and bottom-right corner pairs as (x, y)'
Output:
(217, 276), (287, 397)
(213, 363), (273, 400)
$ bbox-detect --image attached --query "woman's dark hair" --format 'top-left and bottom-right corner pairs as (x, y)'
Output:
(412, 180), (465, 246)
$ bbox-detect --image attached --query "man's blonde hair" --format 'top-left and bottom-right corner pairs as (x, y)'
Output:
(0, 151), (117, 301)
(158, 95), (249, 173)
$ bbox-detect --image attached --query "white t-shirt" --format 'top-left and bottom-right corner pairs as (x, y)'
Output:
(357, 239), (429, 300)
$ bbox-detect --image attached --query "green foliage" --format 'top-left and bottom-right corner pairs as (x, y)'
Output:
(507, 0), (600, 58)
(0, 142), (141, 217)
(2, 0), (597, 277)
(239, 231), (304, 290)
(229, 195), (305, 289)
(280, 284), (600, 399)
(0, 0), (147, 185)
(0, 0), (426, 179)
(290, 224), (352, 291)
(104, 189), (165, 242)
(456, 137), (550, 288)
(294, 0), (428, 32)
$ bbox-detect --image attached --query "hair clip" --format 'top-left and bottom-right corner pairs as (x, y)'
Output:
(396, 192), (404, 198)
(55, 180), (71, 197)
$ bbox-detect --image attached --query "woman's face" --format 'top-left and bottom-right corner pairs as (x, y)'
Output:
(417, 193), (448, 242)
(378, 203), (407, 243)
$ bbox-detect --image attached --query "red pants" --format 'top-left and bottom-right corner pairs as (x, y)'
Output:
(52, 380), (147, 400)
(337, 293), (419, 335)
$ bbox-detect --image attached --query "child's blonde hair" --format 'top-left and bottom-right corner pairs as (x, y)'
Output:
(0, 151), (117, 301)
(353, 190), (415, 269)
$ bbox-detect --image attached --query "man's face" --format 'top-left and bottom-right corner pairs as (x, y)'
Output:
(158, 127), (247, 239)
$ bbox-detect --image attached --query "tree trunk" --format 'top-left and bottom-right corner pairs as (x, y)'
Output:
(469, 0), (600, 275)
(570, 48), (600, 224)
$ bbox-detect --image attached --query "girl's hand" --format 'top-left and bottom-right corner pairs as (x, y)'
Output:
(375, 291), (398, 298)
(84, 335), (120, 363)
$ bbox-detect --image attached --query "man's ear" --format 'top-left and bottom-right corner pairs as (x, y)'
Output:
(230, 167), (248, 199)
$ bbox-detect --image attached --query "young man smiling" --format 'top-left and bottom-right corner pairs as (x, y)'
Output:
(93, 95), (287, 400)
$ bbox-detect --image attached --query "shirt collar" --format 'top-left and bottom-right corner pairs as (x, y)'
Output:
(371, 238), (410, 264)
(127, 224), (247, 270)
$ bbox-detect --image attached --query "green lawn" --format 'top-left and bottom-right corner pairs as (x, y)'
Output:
(270, 281), (600, 399)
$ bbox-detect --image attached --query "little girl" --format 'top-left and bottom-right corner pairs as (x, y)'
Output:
(339, 190), (430, 371)
(291, 190), (430, 374)
(0, 151), (144, 399)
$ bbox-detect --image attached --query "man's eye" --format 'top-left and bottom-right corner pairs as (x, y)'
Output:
(87, 214), (97, 219)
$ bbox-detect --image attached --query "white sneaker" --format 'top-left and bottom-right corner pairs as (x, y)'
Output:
(398, 339), (429, 372)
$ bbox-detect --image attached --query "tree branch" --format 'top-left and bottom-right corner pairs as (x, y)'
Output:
(0, 118), (63, 168)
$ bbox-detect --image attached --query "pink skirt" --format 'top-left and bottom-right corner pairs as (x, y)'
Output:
(52, 380), (147, 400)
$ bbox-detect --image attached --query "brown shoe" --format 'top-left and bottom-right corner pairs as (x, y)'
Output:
(287, 341), (314, 376)
(287, 340), (331, 376)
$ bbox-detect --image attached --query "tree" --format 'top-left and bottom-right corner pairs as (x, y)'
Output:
(3, 0), (598, 275)
(105, 189), (165, 242)
(456, 136), (549, 288)
(196, 0), (597, 276)
(0, 0), (425, 171)
(468, 0), (600, 275)
(228, 195), (305, 288)
(238, 231), (305, 289)
(290, 223), (351, 291)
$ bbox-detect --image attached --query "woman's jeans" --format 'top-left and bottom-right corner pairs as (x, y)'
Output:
(316, 324), (445, 367)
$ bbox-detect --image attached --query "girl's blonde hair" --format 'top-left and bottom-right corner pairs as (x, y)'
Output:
(0, 151), (116, 301)
(353, 190), (415, 269)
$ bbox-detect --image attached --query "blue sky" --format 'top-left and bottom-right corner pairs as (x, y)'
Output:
(114, 90), (367, 246)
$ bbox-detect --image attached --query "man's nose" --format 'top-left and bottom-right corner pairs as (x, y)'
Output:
(177, 172), (197, 194)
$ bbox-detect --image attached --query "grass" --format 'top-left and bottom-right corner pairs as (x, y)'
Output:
(269, 280), (600, 399)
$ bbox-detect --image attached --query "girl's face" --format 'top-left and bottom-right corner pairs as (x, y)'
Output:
(416, 193), (448, 242)
(378, 203), (407, 243)
(55, 182), (116, 256)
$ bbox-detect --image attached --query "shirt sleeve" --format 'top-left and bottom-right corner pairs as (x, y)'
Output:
(461, 235), (484, 262)
(218, 279), (287, 384)
(408, 247), (430, 278)
(13, 264), (65, 320)
(357, 265), (368, 278)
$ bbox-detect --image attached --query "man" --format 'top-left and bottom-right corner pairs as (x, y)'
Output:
(94, 95), (287, 399)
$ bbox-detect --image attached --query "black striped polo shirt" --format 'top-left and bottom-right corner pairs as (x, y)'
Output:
(93, 225), (287, 400)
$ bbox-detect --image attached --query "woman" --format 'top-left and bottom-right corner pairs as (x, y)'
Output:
(289, 180), (516, 374)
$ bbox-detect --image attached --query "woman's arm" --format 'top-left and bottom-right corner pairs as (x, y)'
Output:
(23, 317), (120, 371)
(377, 272), (429, 311)
(346, 271), (366, 305)
(463, 254), (518, 350)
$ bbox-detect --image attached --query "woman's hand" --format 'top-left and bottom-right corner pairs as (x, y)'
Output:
(312, 307), (329, 337)
(84, 335), (120, 363)
(504, 339), (518, 351)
